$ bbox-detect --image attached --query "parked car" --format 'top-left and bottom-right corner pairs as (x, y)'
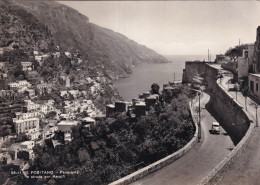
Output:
(210, 122), (220, 134)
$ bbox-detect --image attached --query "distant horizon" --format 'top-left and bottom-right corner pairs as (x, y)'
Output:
(163, 54), (208, 56)
(60, 1), (260, 57)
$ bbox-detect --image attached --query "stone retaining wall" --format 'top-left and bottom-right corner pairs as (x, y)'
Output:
(109, 101), (199, 185)
(198, 65), (254, 185)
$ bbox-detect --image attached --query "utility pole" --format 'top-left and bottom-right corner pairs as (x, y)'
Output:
(208, 49), (210, 62)
(174, 72), (175, 81)
(198, 92), (201, 142)
(256, 107), (258, 127)
(245, 96), (247, 111)
(190, 88), (202, 142)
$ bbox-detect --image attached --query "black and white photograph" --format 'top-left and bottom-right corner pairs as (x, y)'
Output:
(0, 0), (260, 184)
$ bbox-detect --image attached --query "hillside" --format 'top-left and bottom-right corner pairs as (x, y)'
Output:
(13, 0), (168, 79)
(0, 0), (169, 108)
(0, 0), (121, 113)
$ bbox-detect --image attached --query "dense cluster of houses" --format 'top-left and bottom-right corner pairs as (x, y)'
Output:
(0, 49), (105, 172)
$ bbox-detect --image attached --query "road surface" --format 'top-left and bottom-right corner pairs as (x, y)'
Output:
(132, 93), (234, 185)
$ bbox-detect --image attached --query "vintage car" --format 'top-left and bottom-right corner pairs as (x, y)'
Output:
(210, 122), (220, 134)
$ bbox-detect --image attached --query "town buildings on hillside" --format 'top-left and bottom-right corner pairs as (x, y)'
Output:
(215, 26), (260, 100)
(0, 49), (104, 173)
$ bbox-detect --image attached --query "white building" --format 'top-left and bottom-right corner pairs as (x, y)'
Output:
(18, 80), (31, 87)
(14, 118), (40, 134)
(8, 82), (19, 89)
(25, 128), (41, 141)
(41, 104), (55, 114)
(35, 55), (43, 62)
(57, 120), (79, 133)
(25, 101), (40, 112)
(68, 90), (80, 98)
(33, 51), (39, 55)
(20, 141), (35, 150)
(60, 90), (68, 97)
(8, 80), (31, 90)
(21, 62), (32, 71)
(14, 112), (42, 121)
(47, 99), (55, 105)
(65, 52), (72, 58)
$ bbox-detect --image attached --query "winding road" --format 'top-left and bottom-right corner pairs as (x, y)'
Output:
(132, 93), (234, 185)
(207, 70), (260, 185)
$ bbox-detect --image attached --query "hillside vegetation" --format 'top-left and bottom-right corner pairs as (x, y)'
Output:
(29, 86), (195, 185)
(14, 0), (168, 79)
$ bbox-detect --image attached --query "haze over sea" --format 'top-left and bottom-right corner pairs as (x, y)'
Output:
(114, 55), (207, 101)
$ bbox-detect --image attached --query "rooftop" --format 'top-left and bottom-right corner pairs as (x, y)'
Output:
(249, 73), (260, 78)
(147, 95), (157, 99)
(21, 141), (34, 145)
(82, 117), (95, 122)
(14, 117), (39, 123)
(207, 63), (223, 70)
(107, 104), (115, 108)
(136, 102), (146, 106)
(58, 120), (79, 126)
(164, 87), (174, 90)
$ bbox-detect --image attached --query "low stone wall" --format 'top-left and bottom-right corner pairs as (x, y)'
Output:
(109, 102), (199, 185)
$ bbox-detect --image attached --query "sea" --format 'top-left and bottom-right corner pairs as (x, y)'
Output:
(114, 55), (207, 101)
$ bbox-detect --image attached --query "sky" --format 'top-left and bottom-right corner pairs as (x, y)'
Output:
(60, 1), (260, 57)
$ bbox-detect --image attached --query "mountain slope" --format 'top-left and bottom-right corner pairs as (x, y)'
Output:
(14, 0), (168, 79)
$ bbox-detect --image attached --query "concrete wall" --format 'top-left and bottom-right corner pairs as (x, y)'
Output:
(183, 62), (250, 144)
(182, 62), (254, 184)
(238, 57), (248, 78)
(182, 61), (207, 83)
(205, 65), (250, 144)
(198, 66), (254, 185)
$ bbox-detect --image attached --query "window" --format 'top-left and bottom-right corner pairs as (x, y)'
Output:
(250, 81), (254, 92)
(257, 83), (259, 92)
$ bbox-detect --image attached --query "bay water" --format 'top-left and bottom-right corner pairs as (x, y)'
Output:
(114, 55), (207, 101)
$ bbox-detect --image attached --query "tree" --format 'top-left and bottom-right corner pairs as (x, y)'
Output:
(150, 83), (160, 95)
